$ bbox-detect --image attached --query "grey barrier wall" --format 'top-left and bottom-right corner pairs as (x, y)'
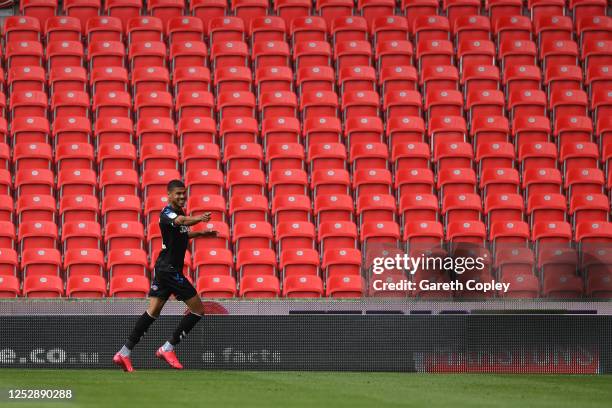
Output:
(1, 315), (610, 373)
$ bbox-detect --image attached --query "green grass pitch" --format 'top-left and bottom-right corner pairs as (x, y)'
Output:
(1, 370), (611, 408)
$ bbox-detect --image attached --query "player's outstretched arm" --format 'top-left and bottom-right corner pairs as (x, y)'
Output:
(174, 212), (211, 226)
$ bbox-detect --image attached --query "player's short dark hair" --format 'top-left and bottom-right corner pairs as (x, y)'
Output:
(167, 179), (185, 192)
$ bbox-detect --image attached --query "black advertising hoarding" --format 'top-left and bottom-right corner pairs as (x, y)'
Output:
(1, 315), (610, 373)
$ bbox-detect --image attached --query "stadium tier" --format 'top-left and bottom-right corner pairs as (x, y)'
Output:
(0, 0), (610, 299)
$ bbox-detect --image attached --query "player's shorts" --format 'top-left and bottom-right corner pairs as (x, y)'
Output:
(148, 264), (197, 301)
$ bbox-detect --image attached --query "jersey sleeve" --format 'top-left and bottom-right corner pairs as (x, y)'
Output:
(160, 207), (179, 227)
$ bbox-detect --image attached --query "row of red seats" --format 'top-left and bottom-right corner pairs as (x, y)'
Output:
(3, 236), (611, 286)
(3, 210), (611, 260)
(2, 63), (608, 122)
(2, 244), (611, 298)
(2, 112), (611, 168)
(16, 0), (610, 38)
(1, 84), (609, 127)
(2, 36), (608, 77)
(6, 143), (612, 202)
(7, 12), (610, 51)
(4, 268), (609, 298)
(3, 191), (608, 243)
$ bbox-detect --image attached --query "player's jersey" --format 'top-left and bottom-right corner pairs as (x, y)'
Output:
(155, 205), (189, 272)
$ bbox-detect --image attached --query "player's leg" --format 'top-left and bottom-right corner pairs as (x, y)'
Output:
(113, 296), (167, 372)
(156, 283), (203, 369)
(165, 294), (205, 347)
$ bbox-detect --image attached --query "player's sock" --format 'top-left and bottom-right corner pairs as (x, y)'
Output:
(168, 312), (202, 346)
(125, 311), (157, 350)
(161, 341), (174, 352)
(118, 346), (131, 357)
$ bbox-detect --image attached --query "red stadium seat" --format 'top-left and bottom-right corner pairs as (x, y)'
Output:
(400, 193), (439, 225)
(290, 16), (327, 44)
(308, 143), (347, 172)
(19, 221), (58, 250)
(256, 66), (294, 95)
(147, 0), (184, 30)
(21, 248), (61, 278)
(23, 275), (64, 298)
(236, 248), (276, 278)
(129, 41), (167, 71)
(93, 91), (131, 120)
(276, 221), (316, 252)
(358, 196), (397, 225)
(314, 194), (354, 224)
(303, 116), (342, 148)
(214, 66), (252, 95)
(0, 275), (20, 297)
(136, 117), (175, 147)
(259, 91), (298, 120)
(4, 16), (41, 43)
(413, 15), (450, 43)
(181, 143), (220, 173)
(197, 274), (237, 298)
(61, 221), (102, 251)
(494, 16), (531, 47)
(8, 66), (45, 93)
(110, 275), (150, 298)
(67, 275), (107, 298)
(13, 142), (52, 171)
(239, 274), (280, 298)
(501, 274), (540, 298)
(229, 195), (269, 226)
(371, 16), (410, 44)
(175, 91), (214, 120)
(97, 142), (137, 171)
(168, 16), (204, 43)
(326, 274), (364, 298)
(322, 248), (362, 278)
(318, 221), (358, 255)
(6, 41), (44, 68)
(261, 117), (301, 148)
(226, 168), (266, 197)
(178, 117), (216, 149)
(283, 275), (324, 298)
(142, 169), (181, 198)
(10, 117), (50, 146)
(90, 67), (129, 95)
(17, 194), (56, 224)
(280, 248), (320, 278)
(108, 248), (148, 278)
(98, 167), (138, 197)
(485, 194), (524, 231)
(252, 41), (290, 70)
(102, 195), (141, 225)
(126, 17), (164, 46)
(15, 168), (54, 196)
(0, 196), (14, 223)
(269, 169), (309, 198)
(232, 222), (273, 253)
(105, 221), (145, 252)
(53, 117), (92, 146)
(10, 91), (47, 119)
(293, 41), (332, 69)
(173, 67), (211, 95)
(21, 0), (57, 28)
(454, 16), (491, 45)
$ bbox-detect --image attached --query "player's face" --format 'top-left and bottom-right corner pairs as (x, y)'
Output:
(168, 187), (187, 208)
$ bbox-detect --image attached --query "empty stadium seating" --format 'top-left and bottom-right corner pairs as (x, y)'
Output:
(0, 0), (609, 300)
